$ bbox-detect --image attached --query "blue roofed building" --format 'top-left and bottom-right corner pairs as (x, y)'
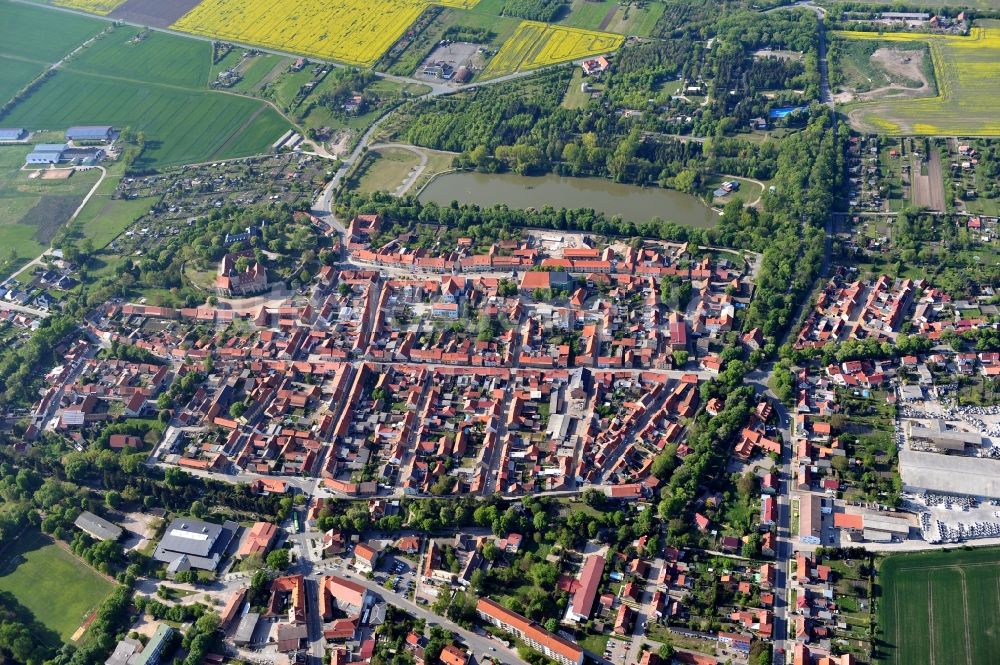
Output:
(0, 128), (27, 142)
(66, 125), (115, 142)
(26, 144), (68, 164)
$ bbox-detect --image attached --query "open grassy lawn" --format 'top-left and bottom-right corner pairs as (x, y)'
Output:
(578, 631), (610, 654)
(2, 70), (288, 168)
(231, 55), (288, 93)
(0, 0), (103, 64)
(0, 145), (101, 265)
(561, 67), (591, 109)
(876, 547), (1000, 665)
(0, 530), (114, 644)
(70, 173), (155, 248)
(349, 147), (422, 194)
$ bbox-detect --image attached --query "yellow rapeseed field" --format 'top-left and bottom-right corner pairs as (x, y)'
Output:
(482, 21), (624, 78)
(837, 26), (1000, 136)
(172, 0), (480, 66)
(53, 0), (126, 15)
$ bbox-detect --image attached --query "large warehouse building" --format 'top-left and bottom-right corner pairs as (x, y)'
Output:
(0, 128), (27, 142)
(908, 419), (982, 452)
(26, 143), (67, 164)
(66, 125), (115, 142)
(153, 518), (238, 572)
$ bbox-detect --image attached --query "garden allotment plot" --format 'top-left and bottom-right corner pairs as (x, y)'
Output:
(877, 547), (1000, 665)
(840, 25), (1000, 136)
(481, 21), (624, 78)
(172, 0), (481, 66)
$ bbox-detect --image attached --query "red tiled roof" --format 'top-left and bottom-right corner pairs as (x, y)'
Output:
(476, 597), (583, 663)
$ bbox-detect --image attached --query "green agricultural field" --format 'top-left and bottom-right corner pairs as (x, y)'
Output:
(0, 15), (289, 169)
(2, 70), (288, 168)
(0, 56), (45, 106)
(561, 0), (664, 35)
(0, 145), (100, 266)
(0, 0), (103, 64)
(876, 547), (1000, 665)
(561, 0), (616, 30)
(839, 25), (1000, 136)
(64, 27), (211, 89)
(0, 530), (114, 644)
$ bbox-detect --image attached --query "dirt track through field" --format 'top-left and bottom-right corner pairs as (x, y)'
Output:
(926, 148), (945, 211)
(927, 579), (937, 665)
(110, 0), (203, 28)
(960, 570), (973, 665)
(598, 4), (618, 31)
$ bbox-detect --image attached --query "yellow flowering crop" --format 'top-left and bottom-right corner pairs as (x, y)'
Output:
(172, 0), (479, 66)
(53, 0), (126, 15)
(837, 26), (1000, 136)
(482, 21), (624, 78)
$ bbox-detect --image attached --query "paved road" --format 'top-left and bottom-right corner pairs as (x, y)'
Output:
(0, 300), (50, 318)
(284, 550), (524, 665)
(745, 366), (795, 664)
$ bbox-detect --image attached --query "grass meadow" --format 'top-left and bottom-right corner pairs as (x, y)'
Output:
(560, 0), (664, 36)
(876, 547), (1000, 665)
(0, 145), (101, 264)
(0, 530), (114, 644)
(839, 25), (1000, 136)
(0, 57), (46, 106)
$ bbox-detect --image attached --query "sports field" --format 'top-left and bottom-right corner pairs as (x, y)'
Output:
(0, 530), (114, 644)
(172, 0), (480, 66)
(839, 25), (1000, 136)
(481, 21), (624, 78)
(877, 547), (1000, 665)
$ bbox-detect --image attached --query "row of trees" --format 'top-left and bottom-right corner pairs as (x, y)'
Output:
(0, 315), (78, 409)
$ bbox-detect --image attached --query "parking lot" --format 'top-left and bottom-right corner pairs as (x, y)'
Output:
(374, 555), (417, 597)
(604, 636), (630, 664)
